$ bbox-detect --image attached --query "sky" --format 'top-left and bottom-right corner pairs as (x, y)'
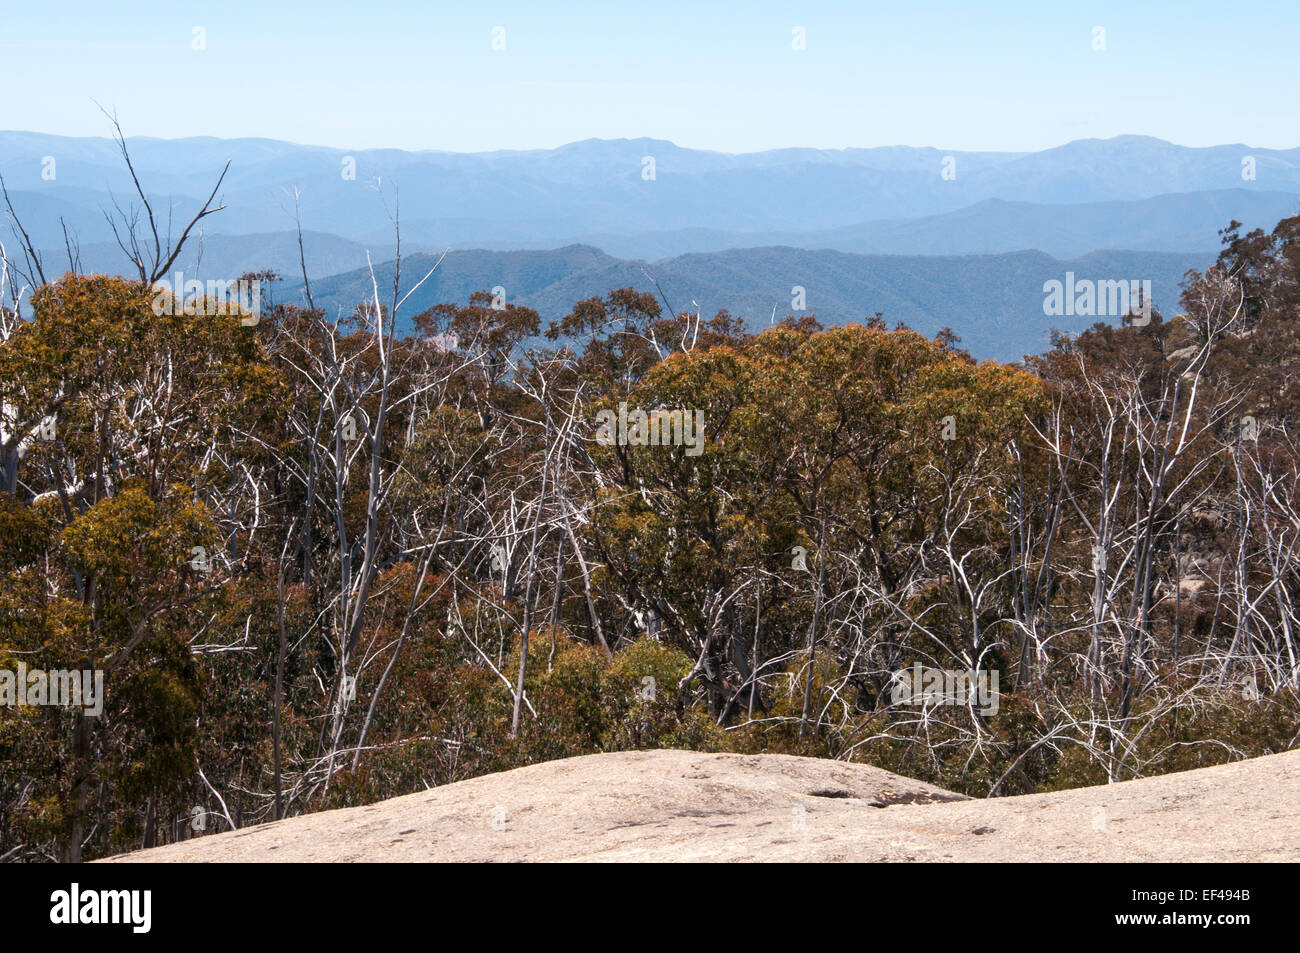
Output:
(4, 1), (1298, 154)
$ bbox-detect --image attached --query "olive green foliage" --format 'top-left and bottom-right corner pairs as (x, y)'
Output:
(4, 214), (1300, 861)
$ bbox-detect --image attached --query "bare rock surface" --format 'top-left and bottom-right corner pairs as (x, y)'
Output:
(105, 748), (1300, 862)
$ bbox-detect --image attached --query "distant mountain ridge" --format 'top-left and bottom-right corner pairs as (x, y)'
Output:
(2, 131), (1297, 254)
(287, 244), (1211, 363)
(32, 231), (386, 285)
(22, 187), (1288, 282)
(1, 131), (1280, 360)
(507, 190), (1300, 260)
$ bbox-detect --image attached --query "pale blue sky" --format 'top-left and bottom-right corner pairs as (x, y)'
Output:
(5, 1), (1297, 153)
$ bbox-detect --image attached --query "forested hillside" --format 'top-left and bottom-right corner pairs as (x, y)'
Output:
(5, 131), (1298, 250)
(2, 194), (1299, 861)
(294, 244), (1209, 361)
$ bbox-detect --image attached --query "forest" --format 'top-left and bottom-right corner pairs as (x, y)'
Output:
(2, 176), (1299, 860)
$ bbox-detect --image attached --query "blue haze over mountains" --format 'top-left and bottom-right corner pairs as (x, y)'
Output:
(2, 131), (1297, 361)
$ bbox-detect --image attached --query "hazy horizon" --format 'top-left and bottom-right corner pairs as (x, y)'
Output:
(8, 0), (1299, 153)
(5, 129), (1300, 156)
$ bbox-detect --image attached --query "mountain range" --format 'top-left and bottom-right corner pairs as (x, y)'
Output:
(284, 244), (1207, 363)
(2, 131), (1295, 359)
